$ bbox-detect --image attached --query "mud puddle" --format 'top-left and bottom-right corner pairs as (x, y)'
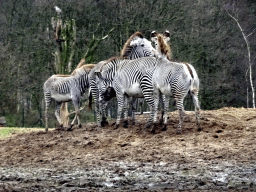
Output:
(0, 160), (255, 191)
(0, 107), (256, 191)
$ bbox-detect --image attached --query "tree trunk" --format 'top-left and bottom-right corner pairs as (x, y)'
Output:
(226, 11), (255, 108)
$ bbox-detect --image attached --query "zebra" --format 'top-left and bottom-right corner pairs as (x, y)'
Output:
(97, 31), (177, 129)
(43, 62), (95, 131)
(141, 31), (200, 133)
(108, 56), (159, 128)
(89, 32), (157, 127)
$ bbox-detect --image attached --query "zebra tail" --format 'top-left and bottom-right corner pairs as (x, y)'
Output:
(60, 102), (69, 127)
(88, 88), (93, 110)
(189, 75), (199, 95)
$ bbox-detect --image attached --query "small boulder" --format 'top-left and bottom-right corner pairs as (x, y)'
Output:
(0, 117), (6, 127)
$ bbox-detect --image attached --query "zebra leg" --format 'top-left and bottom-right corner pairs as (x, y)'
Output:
(162, 95), (169, 131)
(44, 93), (51, 132)
(159, 95), (164, 125)
(101, 101), (109, 127)
(45, 99), (51, 131)
(176, 98), (185, 134)
(123, 96), (129, 128)
(141, 74), (155, 129)
(45, 105), (49, 132)
(131, 97), (137, 125)
(91, 90), (101, 127)
(115, 95), (125, 129)
(150, 92), (160, 133)
(95, 101), (102, 127)
(55, 101), (63, 129)
(139, 98), (144, 115)
(153, 93), (160, 124)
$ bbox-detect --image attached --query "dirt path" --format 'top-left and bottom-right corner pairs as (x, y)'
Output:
(0, 107), (255, 191)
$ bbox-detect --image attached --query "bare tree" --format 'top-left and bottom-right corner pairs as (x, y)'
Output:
(224, 2), (256, 108)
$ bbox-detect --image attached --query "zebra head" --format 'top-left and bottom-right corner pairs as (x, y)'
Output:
(121, 32), (157, 59)
(102, 87), (116, 102)
(94, 57), (122, 108)
(151, 30), (172, 60)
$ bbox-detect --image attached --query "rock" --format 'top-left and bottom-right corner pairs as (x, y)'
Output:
(0, 117), (6, 127)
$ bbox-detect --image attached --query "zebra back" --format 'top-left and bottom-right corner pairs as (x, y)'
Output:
(45, 64), (95, 96)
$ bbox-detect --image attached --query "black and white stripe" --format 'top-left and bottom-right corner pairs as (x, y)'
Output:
(111, 57), (158, 127)
(141, 59), (200, 133)
(44, 65), (94, 131)
(89, 33), (157, 127)
(142, 31), (200, 133)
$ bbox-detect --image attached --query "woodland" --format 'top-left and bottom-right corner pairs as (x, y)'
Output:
(0, 0), (256, 127)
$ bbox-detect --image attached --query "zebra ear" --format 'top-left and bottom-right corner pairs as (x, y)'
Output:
(151, 31), (158, 42)
(163, 30), (170, 42)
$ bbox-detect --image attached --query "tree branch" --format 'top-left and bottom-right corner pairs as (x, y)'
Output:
(247, 28), (256, 38)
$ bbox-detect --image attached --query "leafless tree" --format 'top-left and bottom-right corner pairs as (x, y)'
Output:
(224, 1), (256, 108)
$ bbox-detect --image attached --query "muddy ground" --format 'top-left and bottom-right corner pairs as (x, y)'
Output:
(0, 107), (256, 191)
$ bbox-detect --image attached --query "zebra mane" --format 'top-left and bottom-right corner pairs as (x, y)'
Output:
(53, 74), (70, 77)
(97, 56), (124, 73)
(157, 34), (172, 60)
(71, 58), (95, 76)
(71, 64), (96, 76)
(106, 56), (123, 63)
(121, 32), (144, 59)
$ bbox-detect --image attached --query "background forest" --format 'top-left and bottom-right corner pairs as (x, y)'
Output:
(0, 0), (256, 127)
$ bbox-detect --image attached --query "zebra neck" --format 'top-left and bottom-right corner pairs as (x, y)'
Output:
(77, 74), (88, 95)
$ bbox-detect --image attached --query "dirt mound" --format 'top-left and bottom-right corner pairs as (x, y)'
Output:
(1, 107), (255, 167)
(0, 107), (256, 191)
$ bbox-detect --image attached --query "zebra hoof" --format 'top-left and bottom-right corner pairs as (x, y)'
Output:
(161, 124), (167, 131)
(111, 122), (116, 126)
(123, 120), (128, 128)
(66, 127), (72, 131)
(114, 124), (119, 129)
(79, 124), (82, 128)
(176, 129), (181, 134)
(150, 123), (157, 133)
(101, 120), (109, 127)
(150, 129), (155, 134)
(56, 124), (64, 131)
(146, 123), (152, 128)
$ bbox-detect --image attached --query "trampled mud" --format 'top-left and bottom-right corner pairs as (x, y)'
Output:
(0, 107), (255, 191)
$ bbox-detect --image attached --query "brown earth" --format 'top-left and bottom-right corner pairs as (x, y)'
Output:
(0, 107), (256, 191)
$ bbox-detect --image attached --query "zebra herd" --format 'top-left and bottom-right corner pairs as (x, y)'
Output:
(43, 31), (200, 133)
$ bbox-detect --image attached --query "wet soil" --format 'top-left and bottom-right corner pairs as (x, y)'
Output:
(0, 107), (256, 191)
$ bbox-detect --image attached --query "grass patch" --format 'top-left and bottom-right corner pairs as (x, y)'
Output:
(0, 127), (49, 139)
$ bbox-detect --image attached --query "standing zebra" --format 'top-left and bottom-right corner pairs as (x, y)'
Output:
(97, 31), (176, 128)
(89, 32), (157, 127)
(108, 56), (159, 128)
(141, 31), (200, 133)
(43, 63), (95, 131)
